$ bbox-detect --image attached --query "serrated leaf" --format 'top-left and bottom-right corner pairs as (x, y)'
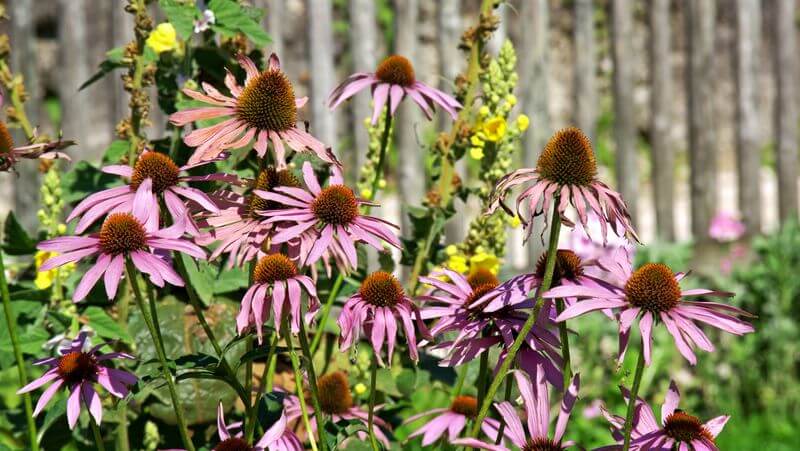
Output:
(2, 212), (35, 255)
(101, 140), (130, 164)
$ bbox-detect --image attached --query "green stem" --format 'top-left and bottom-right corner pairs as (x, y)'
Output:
(622, 349), (647, 451)
(174, 257), (249, 404)
(243, 336), (254, 438)
(246, 332), (279, 442)
(0, 250), (39, 451)
(468, 201), (562, 437)
(451, 366), (467, 397)
(407, 212), (446, 294)
(475, 347), (489, 409)
(298, 320), (329, 451)
(310, 274), (344, 355)
(494, 373), (513, 445)
(125, 260), (195, 451)
(115, 279), (131, 451)
(90, 418), (106, 451)
(284, 323), (318, 451)
(555, 299), (572, 390)
(367, 101), (393, 204)
(367, 352), (380, 451)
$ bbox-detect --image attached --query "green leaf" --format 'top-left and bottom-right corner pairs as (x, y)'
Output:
(158, 0), (198, 39)
(2, 212), (36, 255)
(83, 306), (132, 343)
(79, 47), (126, 91)
(396, 368), (417, 397)
(208, 0), (271, 47)
(375, 368), (401, 397)
(101, 140), (130, 164)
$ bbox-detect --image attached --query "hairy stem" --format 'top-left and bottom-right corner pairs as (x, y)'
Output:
(125, 260), (195, 451)
(468, 201), (562, 437)
(310, 274), (344, 355)
(622, 349), (647, 451)
(0, 250), (39, 451)
(90, 418), (106, 451)
(298, 319), (329, 451)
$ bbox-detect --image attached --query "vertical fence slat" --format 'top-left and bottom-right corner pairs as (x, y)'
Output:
(8, 0), (41, 229)
(734, 0), (763, 234)
(307, 0), (338, 151)
(394, 0), (423, 235)
(349, 0), (378, 174)
(520, 0), (550, 266)
(649, 0), (675, 241)
(261, 0), (285, 57)
(686, 0), (717, 241)
(611, 0), (638, 227)
(59, 0), (90, 156)
(573, 0), (597, 144)
(773, 0), (799, 222)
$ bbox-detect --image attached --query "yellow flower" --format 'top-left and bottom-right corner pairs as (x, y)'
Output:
(505, 94), (517, 106)
(446, 254), (469, 274)
(445, 244), (459, 256)
(354, 383), (367, 395)
(378, 179), (387, 189)
(470, 135), (485, 147)
(34, 251), (73, 290)
(469, 251), (500, 276)
(360, 188), (373, 199)
(516, 114), (530, 132)
(478, 106), (490, 117)
(481, 117), (507, 142)
(508, 215), (522, 228)
(469, 147), (485, 160)
(146, 23), (179, 54)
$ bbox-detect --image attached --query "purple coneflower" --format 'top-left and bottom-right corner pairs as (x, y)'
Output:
(0, 119), (72, 172)
(197, 165), (303, 267)
(708, 211), (746, 243)
(170, 54), (338, 167)
(16, 332), (137, 429)
(238, 253), (319, 343)
(406, 395), (503, 446)
(545, 248), (754, 365)
(338, 271), (428, 365)
(259, 161), (400, 272)
(38, 198), (206, 301)
(67, 150), (232, 235)
(328, 54), (461, 123)
(596, 381), (729, 451)
(419, 268), (563, 389)
(212, 402), (303, 451)
(488, 127), (639, 244)
(453, 368), (581, 451)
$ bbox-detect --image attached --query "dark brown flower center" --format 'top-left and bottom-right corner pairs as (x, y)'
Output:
(466, 268), (500, 289)
(465, 280), (500, 307)
(236, 69), (297, 132)
(663, 410), (714, 443)
(375, 55), (416, 87)
(360, 271), (404, 307)
(624, 263), (681, 313)
(214, 437), (253, 451)
(131, 152), (181, 194)
(535, 249), (584, 287)
(311, 185), (359, 225)
(450, 395), (478, 418)
(99, 213), (148, 255)
(522, 437), (562, 451)
(0, 121), (14, 154)
(317, 371), (353, 415)
(57, 351), (98, 386)
(247, 166), (301, 217)
(536, 127), (597, 186)
(253, 253), (297, 285)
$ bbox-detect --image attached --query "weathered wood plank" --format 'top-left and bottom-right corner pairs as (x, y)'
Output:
(773, 0), (799, 222)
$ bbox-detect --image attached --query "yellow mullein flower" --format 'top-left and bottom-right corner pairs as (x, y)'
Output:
(34, 251), (73, 290)
(360, 188), (373, 199)
(146, 23), (179, 54)
(445, 244), (459, 256)
(469, 251), (500, 276)
(481, 117), (507, 142)
(505, 94), (517, 106)
(469, 147), (485, 160)
(507, 215), (522, 228)
(516, 114), (530, 132)
(478, 106), (490, 117)
(470, 135), (485, 147)
(354, 383), (367, 395)
(446, 254), (469, 274)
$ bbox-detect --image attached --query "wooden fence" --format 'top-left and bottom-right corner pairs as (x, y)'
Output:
(0, 0), (798, 268)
